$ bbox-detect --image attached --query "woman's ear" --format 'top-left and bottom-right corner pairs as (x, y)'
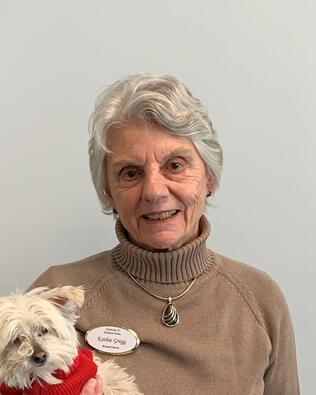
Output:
(103, 187), (117, 211)
(206, 173), (214, 196)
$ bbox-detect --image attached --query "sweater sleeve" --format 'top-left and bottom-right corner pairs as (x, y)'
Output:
(262, 287), (300, 395)
(29, 266), (61, 289)
(28, 251), (111, 291)
(219, 255), (300, 394)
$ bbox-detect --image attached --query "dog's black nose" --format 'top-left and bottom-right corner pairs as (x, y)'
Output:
(31, 351), (47, 365)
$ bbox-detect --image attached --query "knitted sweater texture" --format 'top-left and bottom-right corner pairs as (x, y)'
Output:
(0, 349), (97, 395)
(31, 216), (300, 394)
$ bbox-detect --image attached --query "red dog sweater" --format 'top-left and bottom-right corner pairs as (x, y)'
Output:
(0, 348), (97, 395)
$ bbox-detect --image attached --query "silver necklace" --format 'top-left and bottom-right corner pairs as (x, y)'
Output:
(127, 273), (197, 327)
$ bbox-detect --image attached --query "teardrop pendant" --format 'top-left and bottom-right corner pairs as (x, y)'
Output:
(162, 297), (180, 327)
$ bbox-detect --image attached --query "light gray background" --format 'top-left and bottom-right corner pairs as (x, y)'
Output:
(1, 1), (314, 392)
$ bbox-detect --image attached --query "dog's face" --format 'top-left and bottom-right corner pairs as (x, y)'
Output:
(0, 286), (84, 388)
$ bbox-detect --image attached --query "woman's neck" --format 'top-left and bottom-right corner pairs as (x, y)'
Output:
(112, 215), (215, 283)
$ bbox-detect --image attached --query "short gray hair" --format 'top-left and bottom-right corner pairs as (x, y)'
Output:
(88, 73), (223, 214)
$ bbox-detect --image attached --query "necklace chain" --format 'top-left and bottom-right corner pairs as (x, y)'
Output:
(127, 272), (197, 327)
(127, 272), (197, 301)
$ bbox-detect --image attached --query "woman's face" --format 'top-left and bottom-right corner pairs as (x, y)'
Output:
(106, 123), (212, 251)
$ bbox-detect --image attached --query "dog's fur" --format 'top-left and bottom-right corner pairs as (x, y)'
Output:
(0, 286), (142, 394)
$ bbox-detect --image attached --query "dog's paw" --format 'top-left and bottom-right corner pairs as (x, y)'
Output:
(97, 359), (142, 395)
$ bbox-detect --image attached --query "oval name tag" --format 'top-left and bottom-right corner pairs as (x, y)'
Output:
(85, 326), (140, 355)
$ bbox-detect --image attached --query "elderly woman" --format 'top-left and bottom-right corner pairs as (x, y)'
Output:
(32, 74), (299, 394)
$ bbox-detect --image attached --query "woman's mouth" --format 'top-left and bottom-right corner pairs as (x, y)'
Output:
(143, 210), (179, 221)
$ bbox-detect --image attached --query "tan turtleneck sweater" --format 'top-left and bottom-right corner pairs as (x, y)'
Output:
(31, 216), (299, 394)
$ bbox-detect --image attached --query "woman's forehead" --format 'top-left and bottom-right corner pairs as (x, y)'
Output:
(107, 122), (197, 155)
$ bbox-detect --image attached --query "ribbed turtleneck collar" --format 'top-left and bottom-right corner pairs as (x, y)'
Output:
(112, 215), (215, 283)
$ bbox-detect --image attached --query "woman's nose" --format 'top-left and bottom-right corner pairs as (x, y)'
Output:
(141, 171), (169, 203)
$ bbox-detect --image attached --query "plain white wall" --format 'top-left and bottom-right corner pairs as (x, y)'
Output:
(1, 0), (315, 392)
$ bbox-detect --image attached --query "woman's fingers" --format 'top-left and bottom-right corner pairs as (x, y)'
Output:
(95, 376), (104, 393)
(80, 376), (104, 395)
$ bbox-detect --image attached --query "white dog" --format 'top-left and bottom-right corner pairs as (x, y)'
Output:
(0, 286), (142, 394)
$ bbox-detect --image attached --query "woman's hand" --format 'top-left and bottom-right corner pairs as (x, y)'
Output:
(80, 375), (104, 395)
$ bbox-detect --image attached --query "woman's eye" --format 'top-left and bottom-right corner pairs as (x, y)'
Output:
(168, 160), (184, 171)
(120, 168), (139, 180)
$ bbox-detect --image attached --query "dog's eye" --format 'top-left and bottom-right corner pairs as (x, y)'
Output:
(38, 327), (49, 337)
(13, 337), (21, 346)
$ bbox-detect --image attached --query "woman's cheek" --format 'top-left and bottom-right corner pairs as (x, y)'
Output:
(182, 186), (206, 207)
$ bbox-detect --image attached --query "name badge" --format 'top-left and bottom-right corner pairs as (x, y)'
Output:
(85, 326), (140, 355)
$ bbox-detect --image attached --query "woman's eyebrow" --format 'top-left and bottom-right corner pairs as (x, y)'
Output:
(111, 159), (141, 170)
(111, 148), (194, 170)
(163, 148), (194, 162)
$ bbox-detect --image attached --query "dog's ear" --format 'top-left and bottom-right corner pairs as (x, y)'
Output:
(28, 286), (85, 315)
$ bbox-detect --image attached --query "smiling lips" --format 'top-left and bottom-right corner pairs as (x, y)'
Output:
(143, 210), (178, 220)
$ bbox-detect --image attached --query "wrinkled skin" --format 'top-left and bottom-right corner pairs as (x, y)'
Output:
(106, 122), (213, 251)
